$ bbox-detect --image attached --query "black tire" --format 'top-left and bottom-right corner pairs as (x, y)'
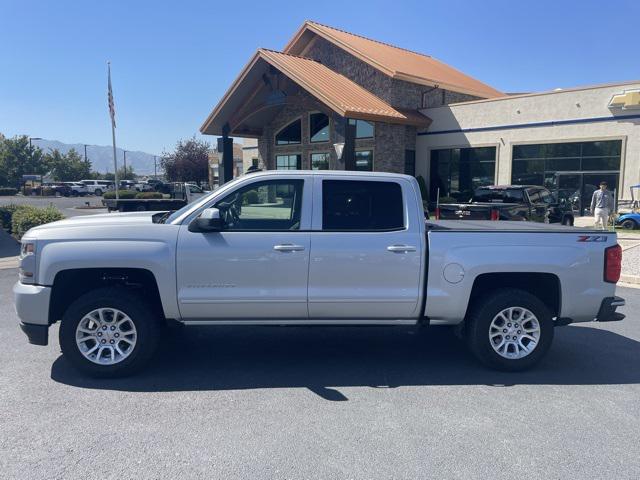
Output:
(59, 287), (161, 377)
(561, 216), (574, 226)
(94, 188), (103, 196)
(466, 288), (554, 371)
(621, 219), (638, 230)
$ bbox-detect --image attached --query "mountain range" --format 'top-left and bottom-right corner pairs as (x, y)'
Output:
(32, 139), (159, 175)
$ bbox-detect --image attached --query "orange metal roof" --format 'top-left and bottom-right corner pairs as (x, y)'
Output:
(285, 21), (504, 99)
(200, 49), (431, 135)
(259, 49), (429, 125)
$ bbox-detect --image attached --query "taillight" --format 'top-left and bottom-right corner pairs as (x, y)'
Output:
(604, 244), (622, 283)
(490, 209), (499, 221)
(435, 207), (440, 220)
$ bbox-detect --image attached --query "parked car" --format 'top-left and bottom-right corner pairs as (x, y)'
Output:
(63, 182), (89, 197)
(134, 181), (154, 192)
(42, 182), (72, 197)
(616, 212), (640, 230)
(437, 185), (575, 225)
(118, 180), (137, 190)
(80, 180), (114, 196)
(14, 171), (624, 377)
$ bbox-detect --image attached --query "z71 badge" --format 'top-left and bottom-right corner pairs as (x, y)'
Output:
(577, 235), (608, 242)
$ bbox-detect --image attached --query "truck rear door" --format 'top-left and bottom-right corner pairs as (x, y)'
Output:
(307, 176), (424, 319)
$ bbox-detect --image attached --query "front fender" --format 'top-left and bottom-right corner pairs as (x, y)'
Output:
(37, 240), (180, 319)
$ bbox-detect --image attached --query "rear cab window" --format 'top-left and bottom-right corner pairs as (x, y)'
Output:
(321, 180), (404, 231)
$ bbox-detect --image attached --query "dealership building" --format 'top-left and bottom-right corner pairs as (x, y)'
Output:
(201, 21), (640, 214)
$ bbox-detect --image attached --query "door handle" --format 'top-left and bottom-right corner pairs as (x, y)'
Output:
(387, 244), (417, 253)
(273, 244), (306, 252)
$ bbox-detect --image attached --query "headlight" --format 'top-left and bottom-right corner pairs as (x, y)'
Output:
(21, 241), (35, 257)
(19, 240), (36, 283)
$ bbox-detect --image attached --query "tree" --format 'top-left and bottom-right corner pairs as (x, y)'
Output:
(0, 135), (46, 187)
(43, 148), (92, 181)
(102, 166), (135, 182)
(161, 137), (210, 183)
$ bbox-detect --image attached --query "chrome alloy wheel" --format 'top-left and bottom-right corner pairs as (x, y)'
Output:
(489, 307), (541, 360)
(75, 308), (137, 365)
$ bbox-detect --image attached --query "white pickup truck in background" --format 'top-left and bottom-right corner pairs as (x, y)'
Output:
(14, 171), (625, 377)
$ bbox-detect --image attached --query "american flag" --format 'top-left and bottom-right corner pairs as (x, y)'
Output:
(107, 62), (116, 129)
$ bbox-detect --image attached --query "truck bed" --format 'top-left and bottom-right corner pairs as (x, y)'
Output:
(427, 219), (603, 233)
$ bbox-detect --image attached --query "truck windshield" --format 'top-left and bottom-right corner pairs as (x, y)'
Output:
(473, 189), (524, 203)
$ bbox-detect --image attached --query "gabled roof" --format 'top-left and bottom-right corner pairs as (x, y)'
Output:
(200, 49), (431, 136)
(285, 21), (503, 99)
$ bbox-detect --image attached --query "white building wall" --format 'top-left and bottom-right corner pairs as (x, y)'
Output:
(417, 81), (640, 200)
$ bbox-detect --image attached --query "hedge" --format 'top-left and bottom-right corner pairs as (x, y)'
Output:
(0, 204), (19, 231)
(0, 187), (18, 196)
(135, 192), (163, 199)
(1, 205), (64, 238)
(103, 190), (137, 199)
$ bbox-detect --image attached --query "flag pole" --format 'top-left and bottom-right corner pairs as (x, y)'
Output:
(108, 61), (119, 201)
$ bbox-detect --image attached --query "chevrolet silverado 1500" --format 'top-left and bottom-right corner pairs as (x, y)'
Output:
(14, 171), (625, 376)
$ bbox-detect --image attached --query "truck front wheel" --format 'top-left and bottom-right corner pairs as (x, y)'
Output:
(466, 289), (554, 371)
(59, 287), (160, 377)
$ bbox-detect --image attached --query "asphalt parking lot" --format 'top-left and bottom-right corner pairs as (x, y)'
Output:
(0, 268), (639, 479)
(0, 195), (107, 217)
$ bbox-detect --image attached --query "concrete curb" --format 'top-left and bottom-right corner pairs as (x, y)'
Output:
(0, 256), (19, 270)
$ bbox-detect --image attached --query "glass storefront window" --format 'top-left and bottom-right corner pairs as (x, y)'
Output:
(348, 119), (374, 139)
(512, 140), (622, 216)
(311, 152), (330, 170)
(355, 150), (373, 171)
(275, 120), (302, 145)
(429, 147), (496, 201)
(276, 154), (301, 170)
(309, 113), (330, 143)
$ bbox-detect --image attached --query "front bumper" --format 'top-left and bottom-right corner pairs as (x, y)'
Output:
(19, 322), (48, 346)
(14, 282), (51, 345)
(596, 296), (626, 322)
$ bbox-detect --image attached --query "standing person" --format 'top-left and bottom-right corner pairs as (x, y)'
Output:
(590, 181), (614, 230)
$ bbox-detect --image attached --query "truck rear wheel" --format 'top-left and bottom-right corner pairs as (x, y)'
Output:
(59, 287), (160, 377)
(466, 289), (554, 371)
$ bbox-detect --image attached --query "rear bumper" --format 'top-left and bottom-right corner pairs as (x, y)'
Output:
(596, 296), (626, 322)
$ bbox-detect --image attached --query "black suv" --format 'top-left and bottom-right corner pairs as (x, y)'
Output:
(437, 185), (575, 225)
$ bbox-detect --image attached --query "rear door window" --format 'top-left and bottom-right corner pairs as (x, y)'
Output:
(322, 180), (404, 231)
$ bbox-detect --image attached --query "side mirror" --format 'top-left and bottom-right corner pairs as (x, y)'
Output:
(188, 207), (222, 232)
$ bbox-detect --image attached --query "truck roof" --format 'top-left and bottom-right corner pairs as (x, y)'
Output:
(243, 170), (416, 180)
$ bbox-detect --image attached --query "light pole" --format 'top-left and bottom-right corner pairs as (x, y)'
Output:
(123, 150), (127, 180)
(83, 144), (90, 170)
(154, 155), (157, 179)
(28, 137), (42, 194)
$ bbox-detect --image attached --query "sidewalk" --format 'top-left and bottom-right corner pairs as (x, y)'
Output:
(574, 216), (640, 287)
(0, 229), (19, 270)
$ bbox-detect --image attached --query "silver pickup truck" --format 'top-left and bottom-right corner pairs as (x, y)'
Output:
(14, 171), (625, 377)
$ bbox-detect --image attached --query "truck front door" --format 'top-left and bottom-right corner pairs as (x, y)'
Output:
(176, 177), (312, 320)
(307, 177), (424, 319)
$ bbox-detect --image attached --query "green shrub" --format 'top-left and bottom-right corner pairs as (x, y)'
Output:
(0, 204), (19, 232)
(11, 205), (64, 239)
(243, 190), (260, 205)
(103, 190), (137, 199)
(0, 187), (18, 196)
(135, 192), (162, 199)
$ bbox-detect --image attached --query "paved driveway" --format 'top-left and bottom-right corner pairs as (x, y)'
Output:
(0, 268), (638, 479)
(0, 195), (107, 217)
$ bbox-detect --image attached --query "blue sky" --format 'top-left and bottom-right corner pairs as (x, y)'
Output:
(1, 0), (638, 154)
